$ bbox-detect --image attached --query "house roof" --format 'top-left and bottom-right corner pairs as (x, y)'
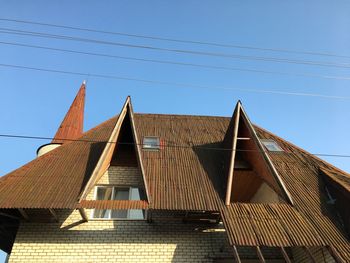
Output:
(0, 101), (349, 259)
(0, 115), (114, 209)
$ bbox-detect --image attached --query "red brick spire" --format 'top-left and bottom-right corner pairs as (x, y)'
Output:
(52, 82), (86, 144)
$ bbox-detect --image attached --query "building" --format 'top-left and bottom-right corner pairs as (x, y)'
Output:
(0, 83), (349, 262)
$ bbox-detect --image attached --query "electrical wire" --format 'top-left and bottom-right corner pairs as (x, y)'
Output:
(1, 40), (350, 81)
(0, 133), (349, 158)
(1, 17), (350, 59)
(1, 62), (349, 100)
(1, 27), (350, 69)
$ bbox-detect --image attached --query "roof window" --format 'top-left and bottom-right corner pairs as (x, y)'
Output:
(261, 139), (283, 152)
(142, 136), (160, 150)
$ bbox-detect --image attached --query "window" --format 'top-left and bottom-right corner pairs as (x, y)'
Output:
(261, 139), (283, 152)
(142, 136), (160, 150)
(92, 186), (145, 219)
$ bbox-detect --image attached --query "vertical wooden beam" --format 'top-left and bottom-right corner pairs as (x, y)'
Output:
(18, 209), (29, 221)
(327, 246), (344, 263)
(232, 245), (241, 263)
(280, 247), (292, 263)
(48, 209), (59, 222)
(225, 103), (241, 205)
(146, 209), (153, 223)
(303, 247), (317, 263)
(78, 208), (88, 222)
(256, 246), (266, 263)
(128, 98), (151, 203)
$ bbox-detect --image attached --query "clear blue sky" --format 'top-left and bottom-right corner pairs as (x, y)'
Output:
(0, 1), (350, 260)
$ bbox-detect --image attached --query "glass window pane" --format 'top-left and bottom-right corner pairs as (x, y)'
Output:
(130, 188), (144, 219)
(96, 187), (113, 200)
(93, 209), (110, 219)
(143, 137), (160, 149)
(113, 188), (129, 200)
(130, 188), (141, 200)
(129, 209), (144, 219)
(261, 139), (283, 152)
(111, 210), (128, 218)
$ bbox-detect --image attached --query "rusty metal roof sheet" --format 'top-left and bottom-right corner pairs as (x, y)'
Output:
(0, 116), (116, 209)
(78, 200), (148, 210)
(0, 110), (349, 258)
(52, 83), (85, 144)
(134, 114), (227, 211)
(220, 203), (324, 247)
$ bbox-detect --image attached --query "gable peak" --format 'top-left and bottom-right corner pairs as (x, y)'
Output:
(223, 101), (293, 205)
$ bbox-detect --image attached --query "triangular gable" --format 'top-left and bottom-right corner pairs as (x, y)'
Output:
(320, 167), (350, 195)
(79, 96), (150, 202)
(224, 101), (293, 205)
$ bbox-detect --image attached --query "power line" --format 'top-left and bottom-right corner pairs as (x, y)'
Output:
(1, 40), (350, 81)
(0, 133), (349, 159)
(1, 62), (349, 100)
(1, 17), (350, 60)
(2, 27), (350, 69)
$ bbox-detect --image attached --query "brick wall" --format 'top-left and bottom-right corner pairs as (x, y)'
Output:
(95, 166), (142, 186)
(9, 166), (235, 262)
(86, 166), (143, 200)
(8, 165), (336, 263)
(9, 210), (233, 263)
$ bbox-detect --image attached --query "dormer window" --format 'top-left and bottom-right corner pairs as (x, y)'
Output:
(142, 136), (160, 150)
(92, 186), (145, 220)
(261, 139), (283, 152)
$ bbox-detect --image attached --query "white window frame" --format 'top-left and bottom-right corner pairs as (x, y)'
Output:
(90, 185), (146, 220)
(142, 136), (160, 150)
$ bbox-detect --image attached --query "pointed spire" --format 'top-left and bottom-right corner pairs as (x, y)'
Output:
(52, 82), (86, 144)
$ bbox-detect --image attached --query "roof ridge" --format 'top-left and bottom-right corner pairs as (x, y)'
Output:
(135, 112), (230, 119)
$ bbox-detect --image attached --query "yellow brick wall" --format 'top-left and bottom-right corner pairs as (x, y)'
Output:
(8, 165), (335, 262)
(86, 166), (143, 200)
(96, 166), (142, 186)
(9, 210), (233, 263)
(9, 166), (233, 262)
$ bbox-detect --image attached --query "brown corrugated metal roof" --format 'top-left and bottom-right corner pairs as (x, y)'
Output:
(52, 83), (85, 144)
(0, 116), (116, 209)
(220, 203), (324, 247)
(134, 114), (226, 211)
(78, 200), (148, 209)
(254, 126), (350, 259)
(0, 109), (349, 259)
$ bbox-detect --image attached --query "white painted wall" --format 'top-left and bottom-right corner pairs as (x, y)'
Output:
(36, 144), (61, 157)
